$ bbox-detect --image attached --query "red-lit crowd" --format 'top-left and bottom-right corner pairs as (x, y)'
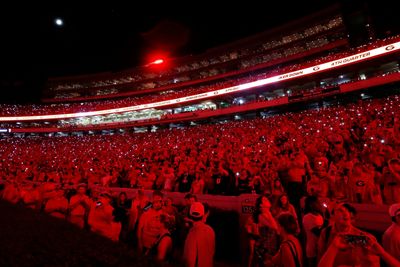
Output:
(1, 92), (400, 266)
(1, 95), (400, 203)
(1, 182), (215, 266)
(2, 179), (400, 267)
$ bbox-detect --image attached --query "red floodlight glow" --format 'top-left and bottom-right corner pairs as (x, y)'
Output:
(144, 57), (166, 67)
(153, 59), (164, 65)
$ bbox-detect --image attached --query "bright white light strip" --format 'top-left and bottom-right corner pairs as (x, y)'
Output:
(1, 41), (399, 122)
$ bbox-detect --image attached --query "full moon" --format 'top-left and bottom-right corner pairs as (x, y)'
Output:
(55, 18), (64, 26)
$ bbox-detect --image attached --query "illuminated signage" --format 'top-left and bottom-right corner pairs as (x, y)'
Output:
(1, 41), (400, 122)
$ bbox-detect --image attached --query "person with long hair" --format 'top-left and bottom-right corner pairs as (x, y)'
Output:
(270, 213), (303, 267)
(272, 194), (298, 224)
(271, 179), (285, 205)
(245, 195), (279, 267)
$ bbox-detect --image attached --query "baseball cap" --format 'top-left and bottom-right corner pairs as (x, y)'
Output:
(389, 203), (400, 217)
(190, 202), (205, 218)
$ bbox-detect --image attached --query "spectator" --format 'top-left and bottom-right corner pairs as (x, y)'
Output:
(183, 202), (215, 267)
(245, 195), (279, 267)
(137, 190), (165, 254)
(348, 162), (375, 203)
(272, 194), (298, 227)
(163, 196), (178, 217)
(177, 171), (194, 193)
(286, 148), (311, 208)
(271, 179), (285, 204)
(318, 235), (400, 267)
(174, 193), (197, 252)
(181, 193), (197, 222)
(88, 192), (121, 241)
(68, 184), (91, 229)
(383, 159), (400, 204)
(382, 203), (400, 261)
(317, 203), (380, 267)
(44, 188), (69, 219)
(129, 189), (150, 233)
(2, 182), (20, 204)
(270, 213), (303, 267)
(190, 171), (205, 195)
(302, 196), (325, 267)
(112, 192), (131, 242)
(146, 213), (175, 263)
(20, 183), (41, 210)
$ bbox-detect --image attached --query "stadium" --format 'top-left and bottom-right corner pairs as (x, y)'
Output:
(1, 2), (400, 267)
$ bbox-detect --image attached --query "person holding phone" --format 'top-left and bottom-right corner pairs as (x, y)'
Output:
(317, 203), (380, 267)
(318, 234), (400, 267)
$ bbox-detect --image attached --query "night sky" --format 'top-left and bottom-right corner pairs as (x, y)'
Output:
(0, 0), (397, 103)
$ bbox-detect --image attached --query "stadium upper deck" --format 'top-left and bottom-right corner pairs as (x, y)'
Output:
(43, 7), (346, 101)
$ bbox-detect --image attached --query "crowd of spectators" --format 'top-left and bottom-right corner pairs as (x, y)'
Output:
(2, 90), (400, 266)
(1, 93), (400, 203)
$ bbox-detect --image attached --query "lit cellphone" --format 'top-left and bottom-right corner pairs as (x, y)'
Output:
(343, 234), (368, 246)
(143, 202), (152, 211)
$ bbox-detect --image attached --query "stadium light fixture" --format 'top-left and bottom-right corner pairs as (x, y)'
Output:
(153, 59), (164, 65)
(144, 58), (165, 67)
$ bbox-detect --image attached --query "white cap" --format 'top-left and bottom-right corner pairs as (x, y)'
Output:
(190, 202), (205, 218)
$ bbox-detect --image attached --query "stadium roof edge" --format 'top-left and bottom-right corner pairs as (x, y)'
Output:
(47, 4), (342, 84)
